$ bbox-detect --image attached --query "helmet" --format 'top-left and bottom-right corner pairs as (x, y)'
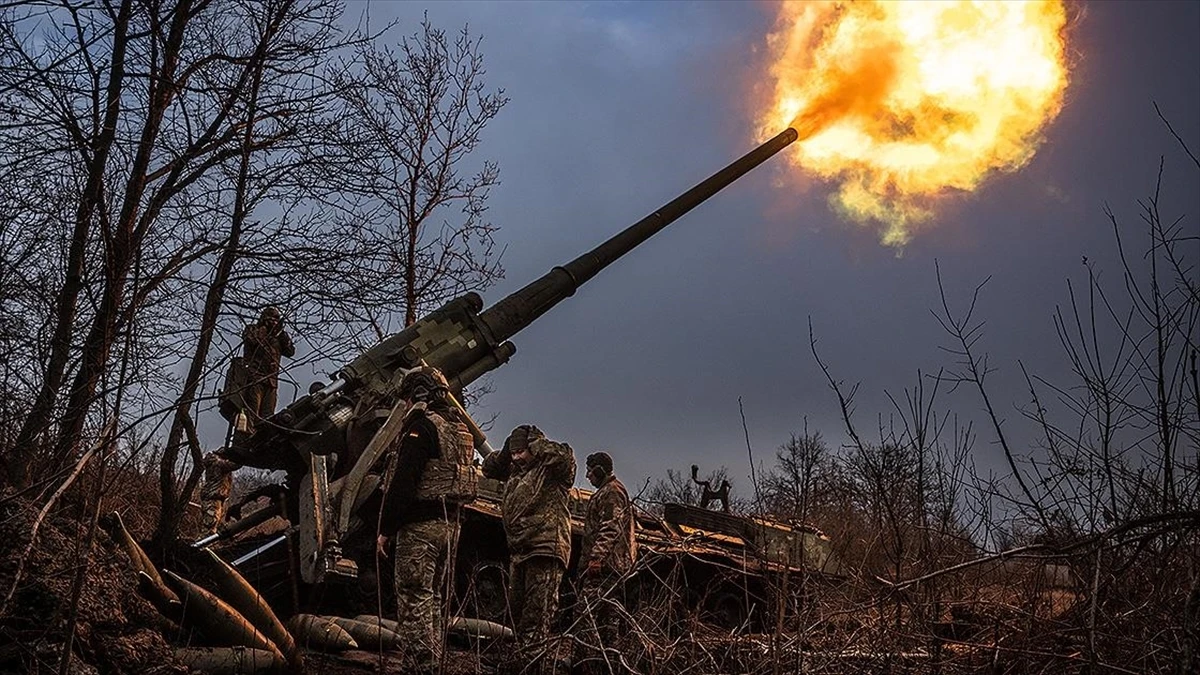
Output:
(586, 451), (613, 475)
(396, 366), (450, 404)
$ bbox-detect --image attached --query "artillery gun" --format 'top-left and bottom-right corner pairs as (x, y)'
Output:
(204, 128), (802, 587)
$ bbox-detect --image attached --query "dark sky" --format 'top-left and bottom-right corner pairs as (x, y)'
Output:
(338, 1), (1200, 495)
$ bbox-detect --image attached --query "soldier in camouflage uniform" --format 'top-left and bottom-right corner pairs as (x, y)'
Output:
(199, 450), (238, 534)
(240, 306), (295, 427)
(375, 367), (474, 674)
(482, 425), (576, 674)
(575, 452), (637, 674)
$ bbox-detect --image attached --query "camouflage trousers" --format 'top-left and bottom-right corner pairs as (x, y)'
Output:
(393, 518), (460, 670)
(508, 556), (565, 674)
(200, 497), (227, 534)
(243, 381), (278, 426)
(574, 573), (628, 675)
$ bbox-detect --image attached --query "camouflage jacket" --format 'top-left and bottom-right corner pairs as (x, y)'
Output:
(200, 454), (238, 500)
(242, 322), (295, 384)
(481, 437), (575, 567)
(581, 475), (637, 574)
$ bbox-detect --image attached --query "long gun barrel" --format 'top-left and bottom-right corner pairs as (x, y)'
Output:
(477, 127), (800, 345)
(232, 128), (798, 471)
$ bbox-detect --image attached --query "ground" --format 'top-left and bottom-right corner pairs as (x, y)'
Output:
(0, 493), (507, 674)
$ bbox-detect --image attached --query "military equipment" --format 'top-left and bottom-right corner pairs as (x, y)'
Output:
(102, 512), (180, 606)
(162, 570), (285, 662)
(448, 616), (514, 640)
(135, 570), (182, 623)
(351, 614), (401, 633)
(214, 128), (800, 583)
(202, 549), (302, 670)
(324, 616), (404, 651)
(349, 614), (512, 644)
(193, 500), (282, 549)
(225, 127), (799, 475)
(285, 614), (357, 652)
(232, 533), (289, 567)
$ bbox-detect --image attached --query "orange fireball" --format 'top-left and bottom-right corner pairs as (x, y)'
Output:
(760, 1), (1069, 246)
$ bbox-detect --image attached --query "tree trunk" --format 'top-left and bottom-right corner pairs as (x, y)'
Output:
(9, 0), (133, 489)
(156, 19), (275, 543)
(51, 0), (194, 471)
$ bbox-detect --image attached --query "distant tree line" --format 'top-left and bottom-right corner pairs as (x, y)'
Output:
(642, 129), (1198, 672)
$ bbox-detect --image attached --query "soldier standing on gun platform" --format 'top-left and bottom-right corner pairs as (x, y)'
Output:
(240, 306), (295, 428)
(576, 452), (637, 674)
(375, 366), (475, 674)
(207, 307), (294, 531)
(482, 425), (576, 674)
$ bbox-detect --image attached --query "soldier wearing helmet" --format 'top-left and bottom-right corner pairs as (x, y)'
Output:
(482, 424), (576, 674)
(240, 305), (295, 426)
(375, 366), (476, 674)
(208, 303), (293, 534)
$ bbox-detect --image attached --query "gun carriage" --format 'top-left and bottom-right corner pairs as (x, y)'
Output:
(202, 127), (844, 633)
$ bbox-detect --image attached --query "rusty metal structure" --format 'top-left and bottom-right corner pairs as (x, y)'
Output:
(455, 477), (844, 631)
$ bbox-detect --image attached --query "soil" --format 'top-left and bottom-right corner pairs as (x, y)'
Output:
(0, 497), (494, 674)
(0, 498), (183, 675)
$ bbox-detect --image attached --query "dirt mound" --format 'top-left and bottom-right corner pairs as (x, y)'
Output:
(0, 499), (185, 675)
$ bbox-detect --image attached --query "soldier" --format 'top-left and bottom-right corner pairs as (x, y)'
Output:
(240, 306), (295, 427)
(576, 452), (637, 675)
(199, 450), (239, 534)
(481, 425), (575, 674)
(375, 366), (475, 674)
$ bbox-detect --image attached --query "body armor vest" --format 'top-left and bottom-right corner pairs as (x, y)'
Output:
(413, 409), (478, 504)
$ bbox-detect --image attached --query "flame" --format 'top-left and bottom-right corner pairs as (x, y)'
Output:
(760, 1), (1069, 246)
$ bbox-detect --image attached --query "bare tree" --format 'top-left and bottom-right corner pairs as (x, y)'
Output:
(0, 3), (511, 554)
(0, 0), (347, 486)
(153, 0), (355, 541)
(325, 17), (507, 329)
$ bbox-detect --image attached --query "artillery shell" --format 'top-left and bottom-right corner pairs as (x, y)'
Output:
(136, 570), (182, 622)
(173, 646), (283, 675)
(325, 616), (404, 651)
(285, 614), (357, 652)
(163, 569), (284, 663)
(449, 616), (514, 640)
(105, 511), (179, 605)
(350, 614), (514, 640)
(351, 614), (400, 633)
(202, 549), (301, 669)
